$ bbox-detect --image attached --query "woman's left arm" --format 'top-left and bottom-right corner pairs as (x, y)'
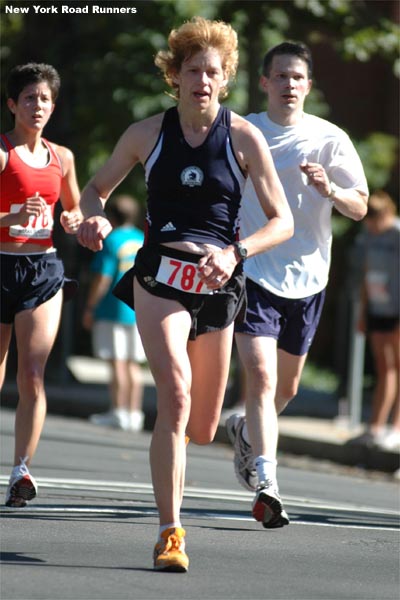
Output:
(231, 117), (294, 258)
(198, 117), (294, 286)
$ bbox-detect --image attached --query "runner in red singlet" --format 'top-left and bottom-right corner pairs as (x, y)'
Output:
(0, 63), (82, 508)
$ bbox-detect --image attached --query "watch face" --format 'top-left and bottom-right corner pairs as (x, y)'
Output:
(235, 242), (247, 260)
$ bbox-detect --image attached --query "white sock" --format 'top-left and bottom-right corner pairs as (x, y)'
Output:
(158, 522), (182, 540)
(254, 455), (277, 485)
(241, 425), (277, 484)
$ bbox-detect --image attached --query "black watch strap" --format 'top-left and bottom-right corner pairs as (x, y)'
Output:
(233, 241), (248, 262)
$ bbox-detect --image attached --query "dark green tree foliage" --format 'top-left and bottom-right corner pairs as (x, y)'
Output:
(1, 0), (398, 194)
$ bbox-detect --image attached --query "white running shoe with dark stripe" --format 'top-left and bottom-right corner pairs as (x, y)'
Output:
(5, 459), (38, 508)
(226, 413), (258, 492)
(252, 480), (290, 528)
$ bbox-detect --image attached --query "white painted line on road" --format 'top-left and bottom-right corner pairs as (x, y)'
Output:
(210, 514), (399, 532)
(282, 494), (399, 516)
(1, 476), (398, 532)
(1, 504), (398, 533)
(2, 506), (158, 516)
(1, 475), (399, 515)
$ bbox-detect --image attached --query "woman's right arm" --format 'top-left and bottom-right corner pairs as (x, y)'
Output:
(78, 114), (162, 252)
(77, 125), (141, 251)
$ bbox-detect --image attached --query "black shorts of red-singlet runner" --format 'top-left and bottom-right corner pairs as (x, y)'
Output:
(0, 251), (77, 324)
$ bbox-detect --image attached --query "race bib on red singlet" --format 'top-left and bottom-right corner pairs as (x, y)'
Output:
(155, 255), (212, 295)
(9, 203), (53, 239)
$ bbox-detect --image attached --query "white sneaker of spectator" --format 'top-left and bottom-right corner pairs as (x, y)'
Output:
(89, 409), (130, 430)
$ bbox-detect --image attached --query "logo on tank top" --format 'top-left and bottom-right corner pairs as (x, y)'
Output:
(180, 166), (204, 187)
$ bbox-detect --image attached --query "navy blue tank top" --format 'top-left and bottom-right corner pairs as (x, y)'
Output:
(144, 106), (246, 248)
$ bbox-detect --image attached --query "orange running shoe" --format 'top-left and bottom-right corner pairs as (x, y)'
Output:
(153, 527), (189, 572)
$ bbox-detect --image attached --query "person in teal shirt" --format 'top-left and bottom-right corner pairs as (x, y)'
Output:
(82, 194), (145, 431)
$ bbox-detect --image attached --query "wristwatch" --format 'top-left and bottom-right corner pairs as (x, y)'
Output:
(233, 241), (248, 262)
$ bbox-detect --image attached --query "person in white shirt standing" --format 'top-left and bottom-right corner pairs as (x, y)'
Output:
(226, 41), (369, 528)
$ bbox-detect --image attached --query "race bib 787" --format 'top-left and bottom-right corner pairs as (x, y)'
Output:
(156, 255), (212, 295)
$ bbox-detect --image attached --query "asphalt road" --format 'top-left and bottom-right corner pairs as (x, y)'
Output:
(0, 407), (399, 600)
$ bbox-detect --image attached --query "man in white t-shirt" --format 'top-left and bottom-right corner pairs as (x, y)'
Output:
(226, 41), (369, 528)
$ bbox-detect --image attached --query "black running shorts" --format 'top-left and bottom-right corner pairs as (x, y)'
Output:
(0, 251), (77, 324)
(366, 314), (399, 333)
(113, 244), (246, 340)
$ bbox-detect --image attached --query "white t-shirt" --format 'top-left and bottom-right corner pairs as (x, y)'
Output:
(241, 112), (368, 299)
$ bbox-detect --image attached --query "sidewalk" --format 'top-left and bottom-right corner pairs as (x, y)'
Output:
(1, 355), (399, 475)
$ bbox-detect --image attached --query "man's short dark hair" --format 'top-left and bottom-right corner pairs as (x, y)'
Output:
(7, 63), (61, 102)
(262, 41), (313, 78)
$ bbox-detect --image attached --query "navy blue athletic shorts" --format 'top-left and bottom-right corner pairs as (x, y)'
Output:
(235, 277), (326, 356)
(0, 251), (77, 324)
(113, 244), (246, 340)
